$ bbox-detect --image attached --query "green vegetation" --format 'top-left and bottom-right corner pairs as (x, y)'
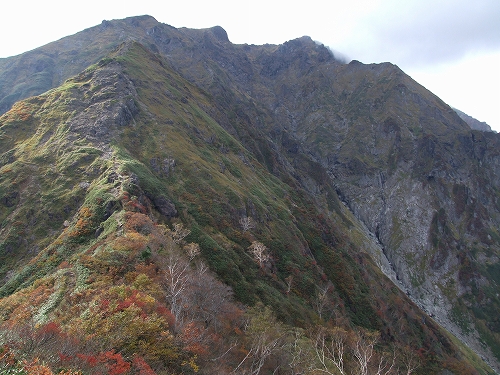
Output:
(0, 20), (498, 374)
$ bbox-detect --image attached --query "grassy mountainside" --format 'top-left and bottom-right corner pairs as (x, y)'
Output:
(139, 24), (500, 369)
(0, 16), (498, 374)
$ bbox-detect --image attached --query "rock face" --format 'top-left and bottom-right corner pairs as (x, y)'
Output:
(1, 16), (500, 371)
(65, 60), (139, 146)
(453, 107), (493, 132)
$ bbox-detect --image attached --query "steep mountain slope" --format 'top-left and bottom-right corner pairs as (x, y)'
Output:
(122, 19), (500, 369)
(146, 24), (500, 370)
(0, 39), (463, 375)
(0, 15), (499, 374)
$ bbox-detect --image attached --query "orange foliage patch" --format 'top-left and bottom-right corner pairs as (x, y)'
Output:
(134, 263), (161, 280)
(68, 207), (93, 237)
(0, 345), (16, 367)
(132, 356), (156, 375)
(123, 196), (147, 214)
(99, 351), (131, 375)
(155, 305), (175, 328)
(111, 232), (147, 253)
(64, 351), (132, 375)
(23, 358), (54, 375)
(5, 101), (33, 122)
(124, 212), (154, 234)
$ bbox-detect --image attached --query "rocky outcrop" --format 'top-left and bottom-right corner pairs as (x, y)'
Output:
(66, 60), (139, 145)
(454, 107), (493, 132)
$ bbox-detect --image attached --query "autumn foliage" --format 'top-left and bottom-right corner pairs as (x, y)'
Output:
(67, 206), (94, 238)
(0, 203), (472, 374)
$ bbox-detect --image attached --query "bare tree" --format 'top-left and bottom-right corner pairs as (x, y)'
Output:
(239, 216), (256, 232)
(314, 327), (397, 375)
(172, 223), (191, 244)
(352, 330), (376, 375)
(184, 242), (201, 261)
(183, 262), (234, 332)
(248, 241), (269, 267)
(374, 351), (396, 375)
(233, 304), (288, 375)
(397, 346), (420, 375)
(287, 328), (316, 375)
(314, 284), (331, 320)
(163, 252), (191, 329)
(314, 326), (349, 375)
(352, 330), (395, 375)
(285, 275), (293, 294)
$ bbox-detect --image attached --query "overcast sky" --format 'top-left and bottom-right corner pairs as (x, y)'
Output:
(1, 0), (499, 131)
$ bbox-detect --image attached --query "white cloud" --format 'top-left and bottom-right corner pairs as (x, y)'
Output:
(334, 0), (500, 66)
(327, 0), (500, 129)
(1, 0), (499, 130)
(407, 51), (500, 130)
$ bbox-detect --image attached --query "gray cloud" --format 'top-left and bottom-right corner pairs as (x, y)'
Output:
(341, 0), (500, 67)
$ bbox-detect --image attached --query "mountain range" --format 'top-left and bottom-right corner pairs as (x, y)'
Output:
(0, 15), (499, 375)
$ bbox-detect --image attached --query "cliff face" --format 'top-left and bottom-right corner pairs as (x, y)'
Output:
(1, 16), (499, 372)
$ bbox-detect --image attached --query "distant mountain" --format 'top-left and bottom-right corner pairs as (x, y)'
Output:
(0, 15), (499, 374)
(453, 108), (493, 132)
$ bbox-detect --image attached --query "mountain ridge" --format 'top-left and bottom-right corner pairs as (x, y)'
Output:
(453, 108), (493, 132)
(0, 16), (499, 374)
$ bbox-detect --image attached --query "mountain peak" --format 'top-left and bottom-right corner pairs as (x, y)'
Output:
(208, 25), (229, 42)
(99, 14), (160, 31)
